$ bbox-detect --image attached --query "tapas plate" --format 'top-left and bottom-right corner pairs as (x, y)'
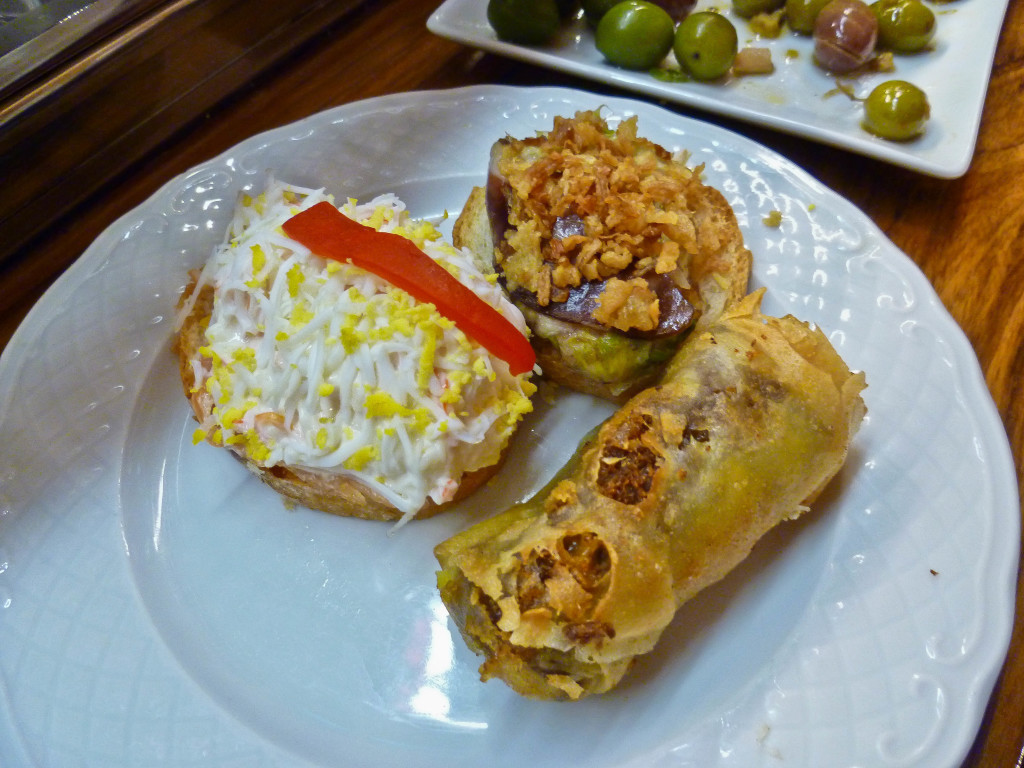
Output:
(428, 0), (1009, 177)
(0, 85), (1017, 767)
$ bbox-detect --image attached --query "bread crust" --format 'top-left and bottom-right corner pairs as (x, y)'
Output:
(174, 281), (501, 522)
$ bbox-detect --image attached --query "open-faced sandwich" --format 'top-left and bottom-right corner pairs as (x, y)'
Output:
(174, 177), (537, 525)
(454, 110), (752, 401)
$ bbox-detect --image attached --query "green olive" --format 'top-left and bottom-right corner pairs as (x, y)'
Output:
(863, 80), (930, 140)
(785, 0), (832, 33)
(673, 11), (738, 80)
(487, 0), (562, 44)
(871, 0), (936, 52)
(595, 1), (675, 69)
(583, 0), (623, 23)
(732, 0), (784, 18)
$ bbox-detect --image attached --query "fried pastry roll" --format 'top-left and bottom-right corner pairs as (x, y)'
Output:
(435, 290), (866, 700)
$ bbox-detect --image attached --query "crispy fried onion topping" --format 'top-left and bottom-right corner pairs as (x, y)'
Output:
(497, 110), (704, 333)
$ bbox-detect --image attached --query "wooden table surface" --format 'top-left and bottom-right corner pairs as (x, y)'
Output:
(1, 0), (1021, 764)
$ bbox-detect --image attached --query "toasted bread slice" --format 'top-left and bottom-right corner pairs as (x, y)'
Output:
(174, 281), (501, 522)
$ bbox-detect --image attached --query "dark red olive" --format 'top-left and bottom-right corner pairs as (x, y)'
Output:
(649, 0), (698, 19)
(813, 0), (878, 73)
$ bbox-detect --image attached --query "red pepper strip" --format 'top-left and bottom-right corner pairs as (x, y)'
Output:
(282, 202), (535, 376)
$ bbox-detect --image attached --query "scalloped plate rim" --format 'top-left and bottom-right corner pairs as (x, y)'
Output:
(0, 85), (1017, 768)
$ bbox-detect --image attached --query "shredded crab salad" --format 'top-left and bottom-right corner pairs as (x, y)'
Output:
(176, 178), (537, 522)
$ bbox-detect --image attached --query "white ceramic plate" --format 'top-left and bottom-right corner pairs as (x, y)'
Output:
(0, 86), (1017, 768)
(427, 0), (1008, 178)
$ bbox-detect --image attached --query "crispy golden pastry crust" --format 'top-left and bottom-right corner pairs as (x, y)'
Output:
(174, 281), (501, 522)
(435, 290), (866, 699)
